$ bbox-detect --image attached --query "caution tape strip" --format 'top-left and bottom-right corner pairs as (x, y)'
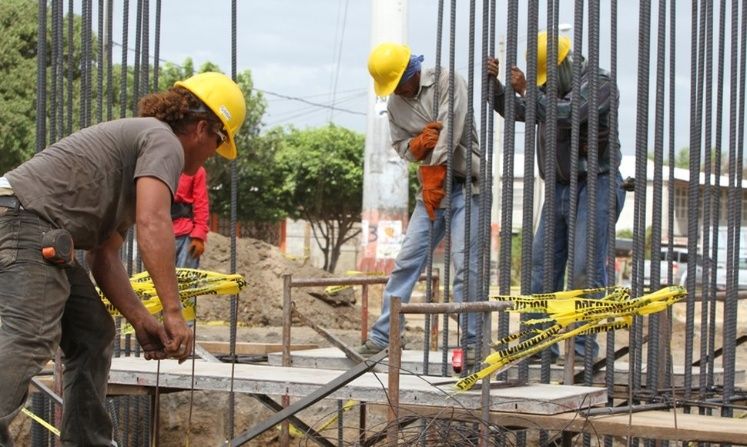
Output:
(22, 408), (60, 437)
(100, 268), (246, 334)
(454, 286), (686, 391)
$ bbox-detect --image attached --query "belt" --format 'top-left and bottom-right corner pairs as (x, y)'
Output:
(453, 176), (477, 185)
(0, 195), (23, 210)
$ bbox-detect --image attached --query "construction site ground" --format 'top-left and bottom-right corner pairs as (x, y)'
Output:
(10, 232), (747, 446)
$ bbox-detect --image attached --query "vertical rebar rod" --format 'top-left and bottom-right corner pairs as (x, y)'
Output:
(498, 0), (519, 383)
(228, 0), (239, 439)
(707, 0), (726, 399)
(518, 0), (540, 386)
(684, 0), (705, 409)
(632, 0), (653, 406)
(565, 0), (584, 383)
(647, 0), (669, 401)
(697, 0), (715, 412)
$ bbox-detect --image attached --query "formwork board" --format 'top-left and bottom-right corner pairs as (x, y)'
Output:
(108, 357), (606, 415)
(267, 348), (743, 386)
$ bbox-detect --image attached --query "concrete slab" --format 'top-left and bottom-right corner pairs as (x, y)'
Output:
(108, 357), (606, 415)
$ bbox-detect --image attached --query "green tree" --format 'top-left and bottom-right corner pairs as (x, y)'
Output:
(276, 124), (365, 272)
(0, 0), (87, 173)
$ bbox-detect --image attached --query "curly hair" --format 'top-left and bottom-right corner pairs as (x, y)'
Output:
(137, 86), (222, 135)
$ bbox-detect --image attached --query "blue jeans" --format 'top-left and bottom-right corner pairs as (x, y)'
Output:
(175, 235), (199, 269)
(369, 184), (480, 348)
(529, 172), (626, 359)
(0, 208), (115, 446)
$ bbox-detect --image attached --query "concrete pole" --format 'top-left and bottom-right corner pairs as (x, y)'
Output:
(358, 0), (409, 273)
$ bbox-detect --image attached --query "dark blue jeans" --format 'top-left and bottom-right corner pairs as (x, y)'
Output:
(0, 208), (115, 446)
(529, 172), (626, 359)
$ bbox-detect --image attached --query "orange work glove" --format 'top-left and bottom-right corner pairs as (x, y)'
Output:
(409, 121), (443, 161)
(419, 165), (447, 220)
(189, 238), (205, 258)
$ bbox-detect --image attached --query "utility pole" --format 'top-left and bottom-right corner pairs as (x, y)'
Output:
(358, 0), (409, 273)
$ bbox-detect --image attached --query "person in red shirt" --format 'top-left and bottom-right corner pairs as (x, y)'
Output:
(172, 166), (210, 268)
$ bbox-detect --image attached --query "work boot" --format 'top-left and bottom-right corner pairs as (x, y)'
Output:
(355, 340), (386, 357)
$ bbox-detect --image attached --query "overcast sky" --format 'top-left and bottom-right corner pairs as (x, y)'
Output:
(106, 1), (733, 158)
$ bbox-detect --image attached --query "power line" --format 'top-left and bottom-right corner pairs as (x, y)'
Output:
(112, 40), (365, 117)
(257, 89), (365, 116)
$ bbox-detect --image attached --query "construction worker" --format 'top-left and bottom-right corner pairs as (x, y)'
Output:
(358, 43), (481, 363)
(173, 167), (210, 269)
(0, 72), (245, 446)
(487, 32), (626, 363)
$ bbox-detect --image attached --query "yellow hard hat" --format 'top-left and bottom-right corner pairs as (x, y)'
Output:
(367, 42), (411, 96)
(534, 31), (571, 86)
(175, 72), (247, 160)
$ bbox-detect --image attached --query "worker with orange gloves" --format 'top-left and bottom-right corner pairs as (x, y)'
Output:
(487, 32), (625, 364)
(172, 166), (210, 268)
(357, 43), (482, 365)
(0, 72), (245, 446)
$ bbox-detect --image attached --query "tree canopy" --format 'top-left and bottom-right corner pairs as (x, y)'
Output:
(275, 124), (365, 272)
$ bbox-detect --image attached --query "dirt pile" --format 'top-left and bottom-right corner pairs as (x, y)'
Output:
(197, 232), (361, 330)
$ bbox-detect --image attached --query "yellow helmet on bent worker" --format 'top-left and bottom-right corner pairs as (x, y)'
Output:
(175, 72), (247, 160)
(534, 31), (571, 86)
(368, 42), (411, 96)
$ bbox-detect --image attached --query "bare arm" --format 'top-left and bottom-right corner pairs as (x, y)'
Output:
(134, 176), (193, 360)
(88, 233), (169, 360)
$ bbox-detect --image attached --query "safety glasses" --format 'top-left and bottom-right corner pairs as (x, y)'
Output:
(214, 128), (227, 147)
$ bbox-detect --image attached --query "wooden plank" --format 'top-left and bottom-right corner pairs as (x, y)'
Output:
(108, 357), (606, 415)
(392, 405), (747, 445)
(268, 348), (744, 386)
(195, 341), (318, 356)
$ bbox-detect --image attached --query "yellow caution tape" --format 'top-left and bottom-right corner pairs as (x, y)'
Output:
(22, 408), (60, 437)
(100, 268), (247, 333)
(455, 286), (686, 391)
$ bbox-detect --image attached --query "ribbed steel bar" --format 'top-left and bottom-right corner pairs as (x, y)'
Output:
(605, 0), (620, 424)
(431, 0), (446, 378)
(722, 0), (744, 418)
(565, 0), (584, 385)
(697, 0), (715, 411)
(631, 0), (653, 406)
(518, 0), (539, 387)
(707, 0), (727, 399)
(460, 0), (476, 370)
(152, 0), (161, 90)
(647, 0), (669, 400)
(35, 0), (46, 155)
(228, 0), (239, 438)
(31, 14), (45, 437)
(97, 0), (104, 123)
(441, 0), (456, 381)
(684, 0), (706, 409)
(539, 0), (559, 386)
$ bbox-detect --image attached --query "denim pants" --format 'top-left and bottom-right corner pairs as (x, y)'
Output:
(0, 208), (115, 446)
(529, 172), (626, 359)
(369, 184), (480, 348)
(175, 235), (199, 269)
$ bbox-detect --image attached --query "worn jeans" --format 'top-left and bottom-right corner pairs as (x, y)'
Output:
(0, 208), (115, 446)
(175, 235), (200, 269)
(529, 171), (626, 359)
(369, 183), (480, 348)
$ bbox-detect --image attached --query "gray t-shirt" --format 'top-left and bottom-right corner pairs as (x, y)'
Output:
(5, 117), (184, 250)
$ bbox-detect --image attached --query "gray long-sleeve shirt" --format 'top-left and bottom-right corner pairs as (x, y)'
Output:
(493, 65), (621, 183)
(387, 68), (481, 197)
